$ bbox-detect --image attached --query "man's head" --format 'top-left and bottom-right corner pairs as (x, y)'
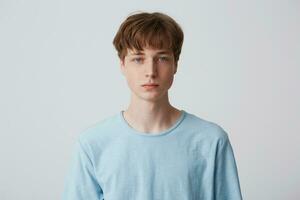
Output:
(113, 11), (184, 67)
(112, 11), (184, 102)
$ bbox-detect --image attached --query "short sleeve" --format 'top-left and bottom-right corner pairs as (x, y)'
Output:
(61, 137), (104, 200)
(214, 134), (243, 200)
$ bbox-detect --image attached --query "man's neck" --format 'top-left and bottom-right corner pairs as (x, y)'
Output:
(123, 104), (182, 134)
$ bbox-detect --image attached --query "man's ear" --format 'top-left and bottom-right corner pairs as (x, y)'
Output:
(120, 59), (125, 75)
(174, 62), (178, 74)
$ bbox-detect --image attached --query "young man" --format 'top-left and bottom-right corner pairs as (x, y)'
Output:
(62, 11), (243, 200)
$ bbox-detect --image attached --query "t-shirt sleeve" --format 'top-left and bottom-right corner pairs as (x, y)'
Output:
(214, 134), (243, 200)
(61, 136), (104, 200)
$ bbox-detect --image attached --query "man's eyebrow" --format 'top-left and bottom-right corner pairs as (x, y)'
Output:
(129, 52), (144, 56)
(156, 51), (172, 55)
(129, 50), (172, 56)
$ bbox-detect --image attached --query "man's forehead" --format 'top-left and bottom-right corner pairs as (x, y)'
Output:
(127, 48), (172, 56)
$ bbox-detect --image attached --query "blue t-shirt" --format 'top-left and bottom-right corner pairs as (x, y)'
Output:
(62, 109), (243, 200)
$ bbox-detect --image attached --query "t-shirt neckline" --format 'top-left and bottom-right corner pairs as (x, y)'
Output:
(119, 109), (186, 137)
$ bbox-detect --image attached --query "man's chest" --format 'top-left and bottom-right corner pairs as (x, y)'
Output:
(93, 137), (215, 199)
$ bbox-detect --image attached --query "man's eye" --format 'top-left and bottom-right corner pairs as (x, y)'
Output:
(158, 57), (169, 62)
(133, 58), (143, 63)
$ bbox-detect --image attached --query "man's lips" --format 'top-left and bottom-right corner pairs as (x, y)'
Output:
(142, 84), (159, 86)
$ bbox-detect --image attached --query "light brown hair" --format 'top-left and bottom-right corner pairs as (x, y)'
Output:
(112, 11), (184, 65)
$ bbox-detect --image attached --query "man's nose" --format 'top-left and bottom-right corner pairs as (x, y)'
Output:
(145, 59), (157, 77)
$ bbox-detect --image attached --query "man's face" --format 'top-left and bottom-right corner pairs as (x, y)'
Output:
(120, 47), (177, 102)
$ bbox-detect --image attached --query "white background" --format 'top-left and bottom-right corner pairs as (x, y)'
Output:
(1, 0), (299, 199)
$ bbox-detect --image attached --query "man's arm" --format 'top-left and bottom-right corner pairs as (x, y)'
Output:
(62, 136), (104, 200)
(214, 133), (243, 200)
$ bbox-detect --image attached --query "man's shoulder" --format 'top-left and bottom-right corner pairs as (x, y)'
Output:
(184, 110), (229, 140)
(78, 112), (120, 145)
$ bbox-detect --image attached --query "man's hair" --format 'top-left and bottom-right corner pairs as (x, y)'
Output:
(113, 11), (184, 64)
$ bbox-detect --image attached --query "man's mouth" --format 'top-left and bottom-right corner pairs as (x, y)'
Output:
(142, 84), (159, 89)
(142, 84), (159, 86)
